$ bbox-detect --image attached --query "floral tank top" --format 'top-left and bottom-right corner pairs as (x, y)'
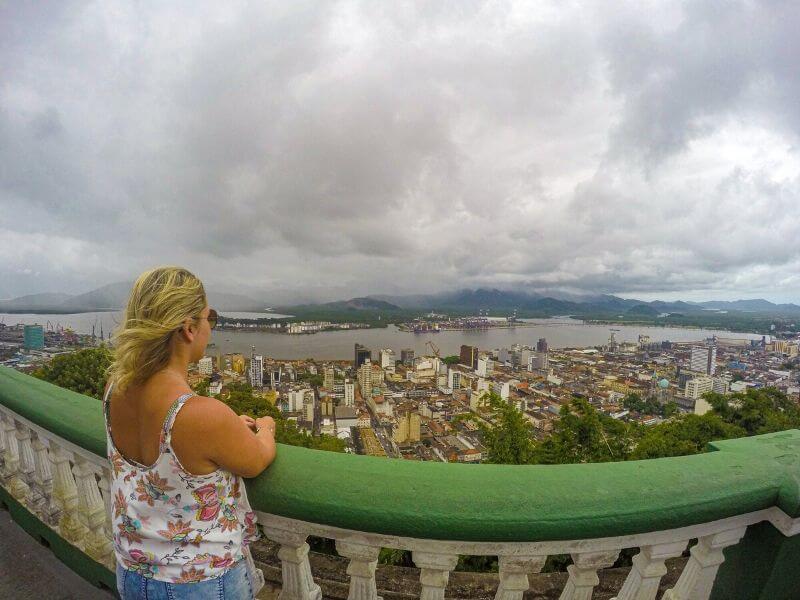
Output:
(104, 384), (260, 583)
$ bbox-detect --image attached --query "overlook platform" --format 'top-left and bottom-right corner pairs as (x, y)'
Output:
(1, 366), (799, 600)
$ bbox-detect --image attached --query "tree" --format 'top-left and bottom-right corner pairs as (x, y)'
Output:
(459, 392), (536, 464)
(706, 388), (800, 436)
(442, 355), (460, 365)
(533, 398), (640, 464)
(631, 414), (746, 460)
(32, 346), (112, 400)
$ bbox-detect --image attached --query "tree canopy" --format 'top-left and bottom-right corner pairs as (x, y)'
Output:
(478, 387), (799, 465)
(33, 346), (112, 400)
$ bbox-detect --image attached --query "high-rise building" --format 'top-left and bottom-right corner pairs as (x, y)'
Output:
(379, 348), (396, 371)
(198, 356), (214, 376)
(537, 338), (548, 353)
(250, 353), (264, 388)
(460, 345), (479, 369)
(476, 356), (492, 377)
(528, 351), (548, 372)
(355, 343), (372, 368)
(344, 380), (355, 407)
(685, 376), (713, 399)
(323, 366), (335, 390)
(357, 359), (373, 399)
(400, 349), (415, 366)
(393, 410), (421, 444)
(231, 354), (246, 375)
(23, 325), (44, 350)
(690, 346), (717, 376)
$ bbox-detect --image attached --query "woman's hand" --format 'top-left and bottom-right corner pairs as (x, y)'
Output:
(255, 416), (276, 436)
(239, 414), (256, 431)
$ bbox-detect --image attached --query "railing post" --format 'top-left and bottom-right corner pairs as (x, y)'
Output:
(50, 443), (88, 548)
(663, 527), (746, 600)
(261, 523), (321, 600)
(559, 550), (619, 600)
(1, 416), (30, 502)
(74, 459), (114, 567)
(495, 555), (547, 600)
(613, 541), (687, 600)
(15, 422), (37, 509)
(30, 434), (58, 525)
(336, 540), (382, 600)
(412, 551), (459, 600)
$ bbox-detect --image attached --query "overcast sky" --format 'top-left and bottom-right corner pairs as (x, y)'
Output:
(2, 1), (799, 304)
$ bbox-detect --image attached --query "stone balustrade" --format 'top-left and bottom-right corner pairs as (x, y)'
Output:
(1, 366), (799, 599)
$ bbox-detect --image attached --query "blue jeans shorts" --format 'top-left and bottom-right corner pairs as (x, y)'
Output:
(116, 559), (254, 599)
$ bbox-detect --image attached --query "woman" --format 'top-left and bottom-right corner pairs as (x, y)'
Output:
(105, 267), (276, 599)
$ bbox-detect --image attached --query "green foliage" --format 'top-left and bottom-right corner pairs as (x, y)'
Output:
(442, 355), (460, 365)
(455, 555), (498, 572)
(622, 393), (675, 418)
(192, 377), (210, 397)
(378, 548), (413, 567)
(297, 372), (324, 387)
(631, 414), (746, 460)
(459, 392), (536, 464)
(532, 398), (640, 464)
(32, 346), (112, 400)
(705, 388), (800, 436)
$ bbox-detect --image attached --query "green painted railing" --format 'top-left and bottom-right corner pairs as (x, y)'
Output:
(1, 366), (799, 599)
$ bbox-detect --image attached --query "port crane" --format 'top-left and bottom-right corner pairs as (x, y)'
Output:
(425, 340), (441, 359)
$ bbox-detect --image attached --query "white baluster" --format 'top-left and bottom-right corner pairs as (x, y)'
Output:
(412, 551), (458, 600)
(663, 527), (747, 600)
(495, 555), (547, 600)
(74, 460), (113, 566)
(336, 540), (382, 600)
(559, 550), (619, 600)
(2, 416), (30, 502)
(261, 524), (321, 600)
(31, 435), (59, 526)
(50, 443), (88, 548)
(16, 424), (37, 510)
(613, 541), (688, 600)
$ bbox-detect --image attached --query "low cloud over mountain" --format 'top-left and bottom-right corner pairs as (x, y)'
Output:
(2, 2), (799, 302)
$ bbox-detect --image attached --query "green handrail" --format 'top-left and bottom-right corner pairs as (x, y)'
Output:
(1, 366), (798, 542)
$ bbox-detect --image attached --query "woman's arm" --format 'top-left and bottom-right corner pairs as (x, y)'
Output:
(176, 397), (277, 478)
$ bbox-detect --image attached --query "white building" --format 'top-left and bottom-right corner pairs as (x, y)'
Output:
(198, 356), (213, 376)
(344, 380), (355, 407)
(358, 360), (373, 399)
(476, 356), (492, 377)
(287, 389), (312, 413)
(712, 375), (731, 395)
(686, 376), (714, 400)
(379, 349), (396, 372)
(528, 351), (548, 372)
(690, 346), (717, 376)
(492, 380), (511, 400)
(249, 355), (264, 388)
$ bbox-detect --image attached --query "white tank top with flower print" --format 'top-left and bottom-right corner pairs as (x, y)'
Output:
(104, 383), (260, 583)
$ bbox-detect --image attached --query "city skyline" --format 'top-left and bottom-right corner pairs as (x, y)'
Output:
(2, 2), (800, 302)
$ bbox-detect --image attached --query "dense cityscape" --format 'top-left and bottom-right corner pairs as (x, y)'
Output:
(3, 317), (798, 463)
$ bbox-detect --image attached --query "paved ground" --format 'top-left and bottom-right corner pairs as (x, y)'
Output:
(0, 507), (112, 599)
(0, 506), (278, 599)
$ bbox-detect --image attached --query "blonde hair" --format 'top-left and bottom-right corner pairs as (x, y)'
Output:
(109, 267), (207, 393)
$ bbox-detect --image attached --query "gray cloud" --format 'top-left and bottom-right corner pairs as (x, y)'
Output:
(1, 1), (799, 303)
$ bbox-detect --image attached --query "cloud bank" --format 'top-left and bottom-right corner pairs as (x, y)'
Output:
(2, 1), (799, 302)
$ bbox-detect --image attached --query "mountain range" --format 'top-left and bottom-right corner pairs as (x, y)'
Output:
(0, 282), (266, 313)
(2, 284), (799, 317)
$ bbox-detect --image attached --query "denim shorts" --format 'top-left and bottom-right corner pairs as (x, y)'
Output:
(116, 559), (254, 600)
